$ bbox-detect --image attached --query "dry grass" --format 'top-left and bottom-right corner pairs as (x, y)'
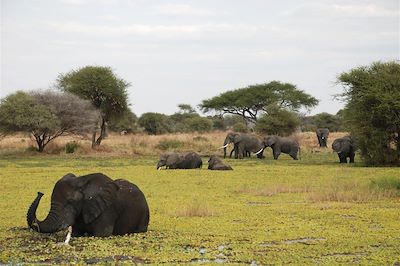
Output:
(237, 183), (312, 197)
(0, 131), (349, 156)
(173, 202), (216, 217)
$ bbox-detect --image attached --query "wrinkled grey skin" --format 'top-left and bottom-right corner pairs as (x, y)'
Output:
(332, 136), (356, 163)
(208, 155), (233, 170)
(27, 173), (149, 237)
(157, 152), (202, 169)
(222, 132), (264, 159)
(263, 135), (300, 160)
(316, 128), (330, 148)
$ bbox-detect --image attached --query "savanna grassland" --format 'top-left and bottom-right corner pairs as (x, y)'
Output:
(0, 132), (399, 265)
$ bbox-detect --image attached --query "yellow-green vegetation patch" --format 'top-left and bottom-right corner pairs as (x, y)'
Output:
(0, 156), (399, 265)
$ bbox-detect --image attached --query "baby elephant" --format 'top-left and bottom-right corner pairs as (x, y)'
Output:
(157, 152), (202, 170)
(208, 155), (233, 170)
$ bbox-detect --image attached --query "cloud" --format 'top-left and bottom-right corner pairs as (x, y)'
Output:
(43, 21), (270, 37)
(153, 4), (214, 16)
(332, 3), (399, 17)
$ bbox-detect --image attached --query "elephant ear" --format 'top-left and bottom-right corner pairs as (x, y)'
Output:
(233, 134), (242, 143)
(82, 181), (119, 224)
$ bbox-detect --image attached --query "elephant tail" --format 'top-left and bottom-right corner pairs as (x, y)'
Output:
(298, 147), (301, 160)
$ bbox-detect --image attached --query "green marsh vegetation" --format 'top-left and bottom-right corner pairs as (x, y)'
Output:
(0, 153), (399, 265)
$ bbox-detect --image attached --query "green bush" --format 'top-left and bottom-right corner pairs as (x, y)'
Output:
(233, 122), (247, 133)
(255, 108), (300, 136)
(65, 141), (79, 153)
(156, 139), (185, 151)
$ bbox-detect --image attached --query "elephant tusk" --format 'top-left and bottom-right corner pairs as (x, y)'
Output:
(219, 144), (229, 149)
(254, 148), (264, 155)
(64, 226), (72, 245)
(157, 167), (162, 170)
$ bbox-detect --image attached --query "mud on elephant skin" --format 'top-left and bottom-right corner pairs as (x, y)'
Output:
(221, 132), (264, 159)
(263, 135), (300, 160)
(208, 155), (233, 170)
(27, 173), (150, 237)
(332, 136), (356, 163)
(157, 152), (202, 169)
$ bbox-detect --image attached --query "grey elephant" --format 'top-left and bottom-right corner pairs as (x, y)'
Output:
(157, 152), (202, 169)
(332, 136), (356, 163)
(316, 128), (330, 147)
(27, 173), (149, 237)
(208, 155), (233, 170)
(263, 135), (300, 160)
(220, 132), (264, 159)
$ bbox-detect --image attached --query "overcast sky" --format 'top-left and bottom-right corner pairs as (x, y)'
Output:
(1, 0), (399, 116)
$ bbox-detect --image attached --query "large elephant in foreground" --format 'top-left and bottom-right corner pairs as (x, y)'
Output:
(27, 173), (149, 237)
(221, 132), (264, 159)
(316, 128), (330, 148)
(332, 136), (356, 163)
(157, 152), (202, 169)
(263, 135), (300, 160)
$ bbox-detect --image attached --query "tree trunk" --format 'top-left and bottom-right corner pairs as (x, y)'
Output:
(91, 118), (107, 148)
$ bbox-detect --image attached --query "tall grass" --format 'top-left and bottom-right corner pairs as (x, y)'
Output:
(0, 131), (349, 156)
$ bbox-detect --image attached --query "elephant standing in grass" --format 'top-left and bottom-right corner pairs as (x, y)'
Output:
(221, 132), (264, 159)
(332, 136), (356, 163)
(263, 135), (300, 160)
(316, 128), (330, 148)
(27, 173), (149, 237)
(157, 152), (202, 169)
(208, 155), (233, 170)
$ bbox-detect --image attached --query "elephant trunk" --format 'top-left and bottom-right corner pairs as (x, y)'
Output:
(27, 192), (63, 233)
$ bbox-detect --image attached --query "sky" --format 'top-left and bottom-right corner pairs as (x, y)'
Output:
(1, 0), (399, 117)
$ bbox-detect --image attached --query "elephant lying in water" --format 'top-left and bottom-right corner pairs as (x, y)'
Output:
(27, 173), (149, 237)
(208, 155), (233, 170)
(157, 152), (202, 169)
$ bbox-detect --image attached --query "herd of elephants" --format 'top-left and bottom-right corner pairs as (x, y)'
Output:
(26, 128), (357, 240)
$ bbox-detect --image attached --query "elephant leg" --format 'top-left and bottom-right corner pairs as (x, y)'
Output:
(338, 153), (347, 163)
(273, 148), (280, 160)
(290, 152), (298, 160)
(349, 152), (355, 163)
(229, 148), (234, 158)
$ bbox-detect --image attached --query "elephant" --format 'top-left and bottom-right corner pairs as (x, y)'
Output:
(316, 128), (330, 147)
(27, 173), (150, 237)
(332, 136), (356, 163)
(208, 155), (233, 170)
(263, 135), (300, 160)
(220, 132), (264, 159)
(157, 152), (202, 169)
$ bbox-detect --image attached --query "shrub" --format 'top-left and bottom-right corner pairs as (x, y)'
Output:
(156, 139), (185, 151)
(255, 108), (300, 136)
(233, 122), (247, 132)
(65, 141), (79, 153)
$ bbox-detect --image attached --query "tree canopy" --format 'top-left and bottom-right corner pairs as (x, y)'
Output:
(337, 61), (400, 165)
(0, 90), (98, 152)
(200, 81), (318, 124)
(56, 66), (130, 147)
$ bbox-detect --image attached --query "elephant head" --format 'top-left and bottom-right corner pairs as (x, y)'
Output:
(157, 152), (179, 170)
(221, 132), (241, 158)
(316, 128), (330, 147)
(263, 135), (278, 147)
(27, 173), (112, 233)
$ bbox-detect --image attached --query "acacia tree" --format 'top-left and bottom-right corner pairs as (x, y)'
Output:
(200, 81), (318, 125)
(0, 91), (98, 152)
(337, 61), (400, 165)
(57, 66), (130, 148)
